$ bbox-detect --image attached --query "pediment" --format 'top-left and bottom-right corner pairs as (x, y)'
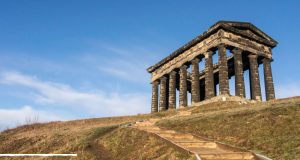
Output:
(211, 21), (277, 47)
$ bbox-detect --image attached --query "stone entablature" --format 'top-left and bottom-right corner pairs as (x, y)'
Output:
(150, 29), (272, 82)
(148, 21), (277, 113)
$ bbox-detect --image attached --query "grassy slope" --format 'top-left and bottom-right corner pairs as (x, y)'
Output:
(100, 127), (194, 160)
(0, 110), (192, 160)
(157, 97), (300, 160)
(0, 97), (299, 159)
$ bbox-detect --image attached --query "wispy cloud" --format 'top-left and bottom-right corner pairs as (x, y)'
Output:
(0, 105), (63, 131)
(1, 72), (150, 117)
(82, 45), (155, 84)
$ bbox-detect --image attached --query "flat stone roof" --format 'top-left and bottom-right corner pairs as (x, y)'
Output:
(147, 21), (278, 73)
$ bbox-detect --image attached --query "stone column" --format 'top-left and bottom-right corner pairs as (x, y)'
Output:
(205, 51), (215, 99)
(179, 65), (188, 108)
(263, 58), (275, 100)
(159, 76), (167, 111)
(151, 81), (159, 113)
(218, 44), (229, 95)
(168, 71), (177, 109)
(191, 58), (200, 103)
(232, 48), (245, 98)
(248, 54), (262, 101)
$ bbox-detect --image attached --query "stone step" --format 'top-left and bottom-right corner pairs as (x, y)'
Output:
(159, 133), (194, 139)
(170, 138), (204, 143)
(199, 152), (255, 160)
(134, 122), (153, 127)
(148, 118), (160, 123)
(152, 130), (177, 134)
(130, 120), (262, 160)
(137, 126), (160, 130)
(177, 142), (217, 148)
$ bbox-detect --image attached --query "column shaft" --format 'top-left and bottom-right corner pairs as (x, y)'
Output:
(232, 48), (245, 97)
(205, 51), (215, 99)
(218, 44), (229, 95)
(249, 54), (262, 101)
(191, 58), (200, 103)
(168, 71), (177, 109)
(151, 81), (159, 113)
(263, 58), (275, 100)
(159, 77), (167, 111)
(179, 65), (188, 107)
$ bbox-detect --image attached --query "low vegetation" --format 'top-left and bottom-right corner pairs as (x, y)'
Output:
(0, 110), (189, 159)
(0, 97), (299, 159)
(157, 97), (300, 160)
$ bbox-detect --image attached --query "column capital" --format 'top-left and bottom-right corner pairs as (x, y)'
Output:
(217, 43), (226, 49)
(160, 76), (167, 81)
(191, 57), (200, 64)
(231, 48), (243, 54)
(180, 64), (188, 70)
(204, 50), (213, 58)
(151, 80), (159, 85)
(169, 70), (177, 76)
(262, 57), (273, 63)
(248, 54), (258, 59)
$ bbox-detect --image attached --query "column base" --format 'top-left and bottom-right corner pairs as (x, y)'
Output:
(179, 105), (187, 109)
(192, 95), (258, 107)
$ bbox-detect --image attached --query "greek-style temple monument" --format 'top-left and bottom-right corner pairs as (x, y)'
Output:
(147, 21), (277, 113)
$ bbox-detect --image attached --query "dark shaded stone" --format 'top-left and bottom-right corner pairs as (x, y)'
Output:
(179, 65), (188, 107)
(205, 51), (215, 99)
(151, 81), (159, 113)
(263, 58), (275, 100)
(218, 44), (230, 95)
(232, 48), (245, 97)
(249, 54), (262, 101)
(168, 71), (177, 109)
(159, 76), (168, 111)
(191, 58), (200, 103)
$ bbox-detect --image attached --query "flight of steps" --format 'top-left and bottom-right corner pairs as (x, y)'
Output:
(132, 118), (258, 160)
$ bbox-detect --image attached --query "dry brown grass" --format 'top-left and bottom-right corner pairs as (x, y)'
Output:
(1, 97), (299, 159)
(99, 127), (194, 160)
(157, 96), (300, 160)
(0, 109), (186, 159)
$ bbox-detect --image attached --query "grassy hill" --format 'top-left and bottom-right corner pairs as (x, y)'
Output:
(157, 97), (300, 159)
(0, 96), (299, 159)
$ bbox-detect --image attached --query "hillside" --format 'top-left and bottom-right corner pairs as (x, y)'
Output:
(0, 96), (299, 159)
(157, 97), (300, 159)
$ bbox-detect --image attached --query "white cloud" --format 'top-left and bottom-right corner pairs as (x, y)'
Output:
(0, 72), (150, 117)
(0, 106), (63, 131)
(276, 82), (300, 98)
(97, 59), (150, 83)
(82, 45), (153, 84)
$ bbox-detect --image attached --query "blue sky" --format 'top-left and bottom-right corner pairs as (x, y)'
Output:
(0, 0), (300, 130)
